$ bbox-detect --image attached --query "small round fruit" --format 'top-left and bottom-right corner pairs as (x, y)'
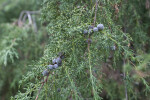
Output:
(57, 88), (61, 92)
(88, 29), (93, 35)
(47, 65), (54, 70)
(83, 30), (88, 35)
(93, 27), (98, 32)
(59, 52), (65, 59)
(52, 58), (56, 64)
(86, 38), (92, 43)
(60, 55), (65, 59)
(42, 69), (49, 76)
(111, 45), (116, 50)
(97, 24), (104, 31)
(54, 64), (58, 69)
(56, 57), (62, 66)
(88, 25), (94, 29)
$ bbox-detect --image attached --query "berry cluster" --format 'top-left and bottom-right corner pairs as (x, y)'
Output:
(42, 53), (64, 76)
(83, 24), (104, 35)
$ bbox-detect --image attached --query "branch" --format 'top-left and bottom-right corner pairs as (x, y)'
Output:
(123, 59), (128, 100)
(87, 0), (98, 99)
(32, 15), (38, 32)
(18, 10), (40, 26)
(93, 0), (98, 27)
(35, 72), (50, 100)
(27, 12), (33, 24)
(22, 14), (28, 23)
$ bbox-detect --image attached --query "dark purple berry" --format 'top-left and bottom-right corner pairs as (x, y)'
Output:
(56, 57), (62, 66)
(57, 88), (61, 92)
(83, 30), (88, 35)
(97, 24), (104, 31)
(60, 55), (65, 59)
(86, 38), (92, 43)
(88, 29), (93, 35)
(47, 65), (54, 70)
(42, 69), (49, 76)
(52, 58), (56, 64)
(111, 45), (116, 50)
(93, 27), (98, 32)
(88, 25), (94, 29)
(54, 64), (58, 69)
(59, 52), (65, 59)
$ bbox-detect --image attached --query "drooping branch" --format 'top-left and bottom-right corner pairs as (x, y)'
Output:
(87, 0), (98, 99)
(35, 72), (50, 100)
(18, 11), (40, 24)
(123, 59), (128, 100)
(18, 10), (40, 32)
(35, 52), (65, 100)
(93, 0), (98, 27)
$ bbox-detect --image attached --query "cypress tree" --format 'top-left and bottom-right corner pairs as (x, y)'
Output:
(0, 0), (150, 100)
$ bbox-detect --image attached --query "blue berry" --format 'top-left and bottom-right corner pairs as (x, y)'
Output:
(60, 55), (65, 59)
(93, 27), (98, 32)
(88, 29), (93, 35)
(59, 52), (65, 59)
(42, 69), (49, 76)
(54, 64), (58, 69)
(56, 57), (62, 66)
(57, 88), (61, 92)
(88, 25), (94, 29)
(97, 24), (104, 31)
(52, 58), (56, 64)
(86, 38), (92, 43)
(47, 65), (54, 70)
(83, 30), (88, 35)
(111, 45), (116, 50)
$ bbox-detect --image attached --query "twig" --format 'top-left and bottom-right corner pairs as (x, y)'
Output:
(18, 10), (40, 27)
(88, 0), (98, 56)
(123, 59), (128, 100)
(27, 12), (33, 24)
(35, 72), (50, 100)
(93, 0), (98, 27)
(22, 14), (27, 23)
(18, 11), (40, 22)
(100, 5), (113, 33)
(32, 15), (38, 32)
(87, 0), (98, 99)
(129, 60), (136, 67)
(87, 0), (98, 65)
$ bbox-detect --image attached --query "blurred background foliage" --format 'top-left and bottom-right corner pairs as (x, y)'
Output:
(0, 0), (150, 100)
(0, 0), (48, 100)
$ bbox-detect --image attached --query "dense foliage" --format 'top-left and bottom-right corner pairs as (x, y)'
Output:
(0, 0), (150, 100)
(0, 0), (48, 100)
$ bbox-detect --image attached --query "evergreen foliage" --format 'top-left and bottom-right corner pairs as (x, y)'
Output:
(0, 0), (42, 23)
(0, 0), (48, 99)
(0, 0), (150, 100)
